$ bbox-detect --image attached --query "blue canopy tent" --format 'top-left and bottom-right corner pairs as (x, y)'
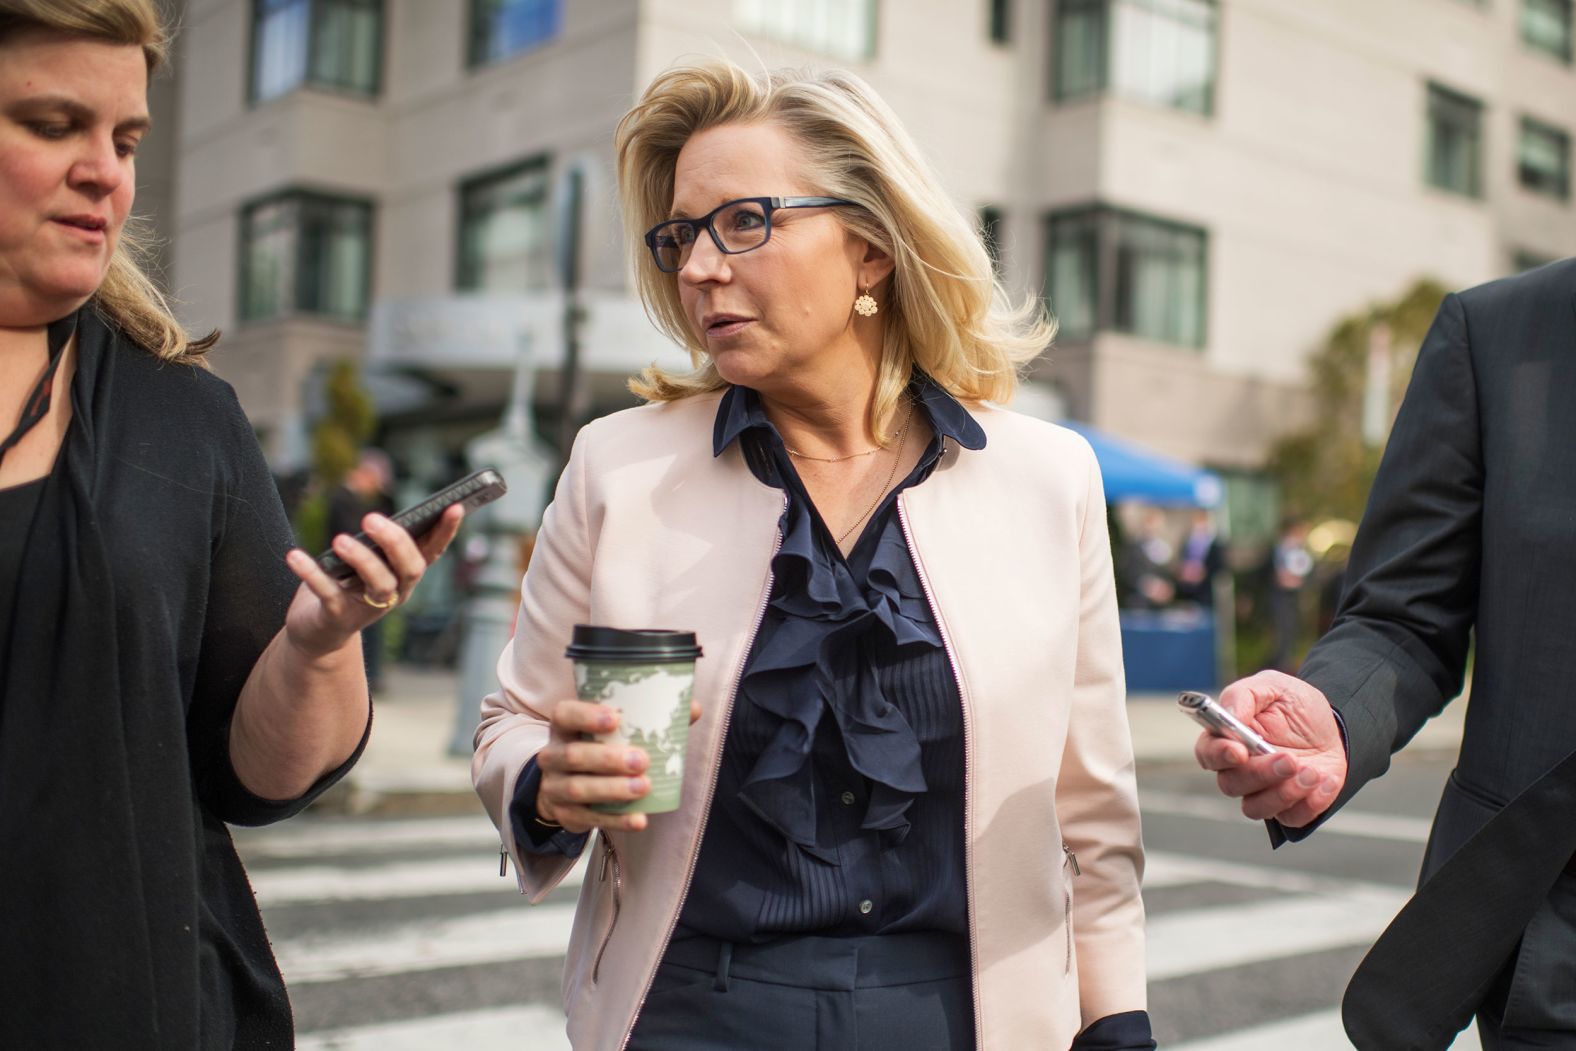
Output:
(1059, 421), (1226, 693)
(1060, 422), (1223, 508)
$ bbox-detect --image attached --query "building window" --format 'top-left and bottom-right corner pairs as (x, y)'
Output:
(469, 0), (562, 68)
(1053, 0), (1217, 116)
(1425, 83), (1484, 198)
(457, 159), (553, 292)
(1045, 207), (1207, 348)
(734, 0), (877, 60)
(251, 0), (382, 103)
(1520, 117), (1572, 199)
(1523, 0), (1574, 62)
(980, 206), (1004, 272)
(240, 192), (374, 322)
(990, 0), (1011, 43)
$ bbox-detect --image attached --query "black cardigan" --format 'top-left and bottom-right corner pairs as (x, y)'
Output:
(0, 307), (366, 1050)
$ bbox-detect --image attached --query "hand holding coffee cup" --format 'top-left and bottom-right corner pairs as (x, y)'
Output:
(534, 626), (702, 834)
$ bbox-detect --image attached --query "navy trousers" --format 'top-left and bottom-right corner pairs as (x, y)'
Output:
(627, 931), (976, 1051)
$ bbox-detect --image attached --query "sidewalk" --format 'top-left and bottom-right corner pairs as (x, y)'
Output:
(317, 665), (481, 817)
(326, 665), (1469, 816)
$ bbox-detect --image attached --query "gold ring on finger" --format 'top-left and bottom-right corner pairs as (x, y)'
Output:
(356, 591), (398, 610)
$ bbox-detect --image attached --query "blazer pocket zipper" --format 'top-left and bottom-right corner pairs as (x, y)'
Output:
(593, 835), (623, 984)
(1062, 842), (1080, 974)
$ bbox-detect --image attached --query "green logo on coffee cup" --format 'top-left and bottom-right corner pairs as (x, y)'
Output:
(577, 662), (693, 814)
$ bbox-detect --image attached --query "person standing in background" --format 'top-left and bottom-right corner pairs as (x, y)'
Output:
(1119, 507), (1176, 610)
(1174, 508), (1225, 607)
(1265, 518), (1313, 671)
(328, 448), (398, 692)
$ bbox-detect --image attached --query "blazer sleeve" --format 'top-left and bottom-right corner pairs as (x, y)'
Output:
(473, 422), (597, 901)
(1056, 439), (1148, 1022)
(1297, 292), (1483, 821)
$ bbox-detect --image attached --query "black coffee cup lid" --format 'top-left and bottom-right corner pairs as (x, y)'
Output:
(565, 625), (702, 662)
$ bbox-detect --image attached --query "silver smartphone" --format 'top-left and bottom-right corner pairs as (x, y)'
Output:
(1177, 690), (1280, 756)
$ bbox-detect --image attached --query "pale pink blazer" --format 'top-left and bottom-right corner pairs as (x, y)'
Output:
(473, 390), (1147, 1050)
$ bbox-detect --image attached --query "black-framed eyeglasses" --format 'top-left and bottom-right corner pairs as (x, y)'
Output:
(643, 196), (857, 273)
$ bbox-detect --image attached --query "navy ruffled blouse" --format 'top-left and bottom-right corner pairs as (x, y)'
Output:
(674, 378), (984, 942)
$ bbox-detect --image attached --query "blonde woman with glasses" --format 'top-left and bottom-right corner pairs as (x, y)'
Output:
(475, 60), (1152, 1050)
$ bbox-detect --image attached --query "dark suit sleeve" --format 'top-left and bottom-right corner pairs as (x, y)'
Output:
(1295, 292), (1483, 823)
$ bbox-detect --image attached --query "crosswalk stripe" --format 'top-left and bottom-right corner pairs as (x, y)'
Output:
(1146, 890), (1406, 981)
(236, 815), (498, 857)
(275, 903), (576, 984)
(297, 1005), (571, 1050)
(1143, 850), (1404, 898)
(1166, 1009), (1483, 1051)
(251, 856), (585, 905)
(1139, 791), (1433, 843)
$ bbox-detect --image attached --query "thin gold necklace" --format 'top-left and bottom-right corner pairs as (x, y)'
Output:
(784, 443), (882, 464)
(835, 401), (916, 546)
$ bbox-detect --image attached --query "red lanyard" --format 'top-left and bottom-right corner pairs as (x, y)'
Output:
(0, 316), (76, 469)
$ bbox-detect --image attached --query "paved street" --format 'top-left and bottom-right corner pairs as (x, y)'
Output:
(234, 736), (1484, 1050)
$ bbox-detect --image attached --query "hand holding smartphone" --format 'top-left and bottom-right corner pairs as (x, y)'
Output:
(316, 468), (508, 581)
(1177, 690), (1280, 756)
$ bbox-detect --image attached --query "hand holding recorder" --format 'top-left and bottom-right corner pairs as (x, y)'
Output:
(1189, 671), (1348, 829)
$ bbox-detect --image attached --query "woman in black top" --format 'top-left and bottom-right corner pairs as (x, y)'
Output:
(0, 2), (461, 1047)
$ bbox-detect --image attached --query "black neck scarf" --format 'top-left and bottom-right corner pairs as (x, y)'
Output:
(0, 313), (75, 467)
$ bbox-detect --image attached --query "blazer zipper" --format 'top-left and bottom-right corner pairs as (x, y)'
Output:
(592, 834), (623, 983)
(897, 487), (985, 1051)
(1063, 842), (1080, 974)
(617, 492), (787, 1050)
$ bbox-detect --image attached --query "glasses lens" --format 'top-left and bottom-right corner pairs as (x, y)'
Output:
(650, 221), (696, 272)
(713, 201), (769, 253)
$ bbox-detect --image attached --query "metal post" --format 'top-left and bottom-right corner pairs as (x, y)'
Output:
(554, 163), (587, 474)
(449, 159), (589, 756)
(448, 331), (555, 757)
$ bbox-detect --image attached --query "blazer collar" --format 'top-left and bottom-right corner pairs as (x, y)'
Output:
(711, 373), (987, 457)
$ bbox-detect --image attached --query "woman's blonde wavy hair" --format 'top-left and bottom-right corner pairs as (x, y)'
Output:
(615, 60), (1055, 438)
(1, 0), (217, 364)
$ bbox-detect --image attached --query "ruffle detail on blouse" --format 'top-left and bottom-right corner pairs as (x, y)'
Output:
(734, 494), (943, 863)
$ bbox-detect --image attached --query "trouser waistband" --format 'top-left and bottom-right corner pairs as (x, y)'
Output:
(661, 931), (971, 992)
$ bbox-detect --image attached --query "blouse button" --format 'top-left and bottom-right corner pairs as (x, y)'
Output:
(859, 899), (874, 915)
(841, 791), (856, 806)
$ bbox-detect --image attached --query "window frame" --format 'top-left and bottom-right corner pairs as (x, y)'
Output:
(248, 0), (384, 104)
(1051, 0), (1218, 116)
(989, 0), (1012, 44)
(1424, 81), (1486, 199)
(1522, 0), (1575, 64)
(467, 0), (565, 70)
(238, 189), (376, 324)
(732, 0), (880, 61)
(1043, 204), (1210, 350)
(1518, 114), (1572, 200)
(454, 156), (554, 292)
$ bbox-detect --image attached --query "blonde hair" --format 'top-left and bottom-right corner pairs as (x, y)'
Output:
(615, 60), (1054, 437)
(1, 0), (217, 364)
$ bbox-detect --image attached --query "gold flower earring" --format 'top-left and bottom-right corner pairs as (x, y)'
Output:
(853, 286), (879, 317)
